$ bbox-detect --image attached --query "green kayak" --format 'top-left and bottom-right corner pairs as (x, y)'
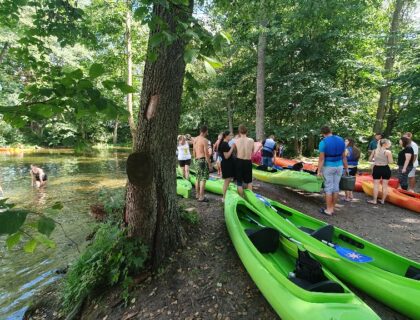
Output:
(176, 175), (192, 198)
(244, 190), (420, 319)
(225, 191), (379, 320)
(189, 173), (237, 195)
(252, 164), (323, 193)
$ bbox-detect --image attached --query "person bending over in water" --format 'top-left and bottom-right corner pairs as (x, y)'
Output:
(30, 164), (47, 188)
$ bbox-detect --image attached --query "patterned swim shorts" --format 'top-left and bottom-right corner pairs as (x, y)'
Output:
(196, 158), (209, 182)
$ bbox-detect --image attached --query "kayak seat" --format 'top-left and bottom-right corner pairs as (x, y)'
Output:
(298, 225), (334, 243)
(289, 276), (344, 293)
(245, 228), (279, 253)
(405, 265), (420, 281)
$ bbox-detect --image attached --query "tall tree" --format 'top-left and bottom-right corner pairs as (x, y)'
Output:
(125, 0), (193, 269)
(255, 1), (267, 141)
(126, 0), (136, 145)
(373, 0), (406, 133)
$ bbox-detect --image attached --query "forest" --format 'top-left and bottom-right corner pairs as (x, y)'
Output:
(0, 0), (419, 319)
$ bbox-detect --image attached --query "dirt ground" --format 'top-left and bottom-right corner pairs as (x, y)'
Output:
(75, 176), (419, 320)
(25, 175), (419, 320)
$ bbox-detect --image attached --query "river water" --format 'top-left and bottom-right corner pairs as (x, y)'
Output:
(0, 148), (128, 319)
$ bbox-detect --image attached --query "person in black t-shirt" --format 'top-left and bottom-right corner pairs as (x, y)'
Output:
(397, 136), (414, 190)
(218, 130), (236, 202)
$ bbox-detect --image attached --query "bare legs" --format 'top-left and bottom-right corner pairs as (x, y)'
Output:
(324, 193), (335, 215)
(381, 179), (389, 204)
(222, 178), (232, 202)
(345, 190), (353, 201)
(237, 183), (252, 198)
(183, 165), (190, 180)
(198, 180), (206, 201)
(408, 175), (416, 192)
(368, 179), (380, 204)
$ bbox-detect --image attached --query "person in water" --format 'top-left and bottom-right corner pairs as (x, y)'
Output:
(30, 164), (47, 188)
(234, 124), (254, 197)
(177, 135), (191, 180)
(193, 125), (211, 202)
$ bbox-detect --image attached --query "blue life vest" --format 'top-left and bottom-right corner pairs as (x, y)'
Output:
(346, 147), (359, 166)
(263, 139), (276, 155)
(323, 136), (345, 162)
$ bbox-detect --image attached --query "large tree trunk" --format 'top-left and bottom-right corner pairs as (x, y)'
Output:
(126, 0), (136, 146)
(125, 1), (193, 269)
(255, 3), (267, 141)
(373, 0), (405, 133)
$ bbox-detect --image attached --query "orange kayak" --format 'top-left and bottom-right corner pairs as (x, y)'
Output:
(274, 157), (317, 173)
(361, 181), (420, 213)
(355, 173), (399, 192)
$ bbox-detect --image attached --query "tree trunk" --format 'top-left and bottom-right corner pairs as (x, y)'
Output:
(125, 1), (193, 269)
(113, 118), (119, 145)
(126, 0), (136, 146)
(373, 0), (405, 133)
(227, 94), (233, 134)
(383, 95), (399, 138)
(255, 4), (267, 141)
(307, 135), (315, 156)
(0, 42), (9, 64)
(293, 138), (302, 157)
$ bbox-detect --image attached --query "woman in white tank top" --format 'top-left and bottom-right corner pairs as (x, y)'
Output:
(177, 135), (191, 180)
(368, 139), (393, 204)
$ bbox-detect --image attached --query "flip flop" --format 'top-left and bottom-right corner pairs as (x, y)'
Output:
(319, 208), (333, 216)
(198, 197), (209, 203)
(367, 200), (377, 205)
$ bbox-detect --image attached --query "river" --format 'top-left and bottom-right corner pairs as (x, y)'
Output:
(0, 148), (128, 320)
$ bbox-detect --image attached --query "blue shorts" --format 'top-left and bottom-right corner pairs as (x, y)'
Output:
(262, 156), (273, 167)
(322, 166), (343, 194)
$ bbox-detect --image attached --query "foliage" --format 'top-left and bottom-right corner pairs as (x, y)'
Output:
(181, 208), (199, 225)
(98, 187), (126, 219)
(0, 198), (62, 252)
(61, 222), (148, 313)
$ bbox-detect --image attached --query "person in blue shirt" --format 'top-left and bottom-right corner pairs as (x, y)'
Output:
(368, 133), (382, 157)
(317, 126), (348, 216)
(261, 135), (277, 167)
(344, 138), (360, 202)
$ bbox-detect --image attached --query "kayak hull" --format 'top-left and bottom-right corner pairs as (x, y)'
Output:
(274, 157), (318, 173)
(245, 190), (420, 319)
(176, 176), (192, 198)
(225, 192), (379, 320)
(252, 165), (323, 192)
(354, 173), (399, 192)
(361, 181), (420, 213)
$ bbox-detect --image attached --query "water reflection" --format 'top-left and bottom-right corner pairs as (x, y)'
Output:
(0, 148), (128, 319)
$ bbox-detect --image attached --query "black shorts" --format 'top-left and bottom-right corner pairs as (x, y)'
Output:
(348, 167), (357, 176)
(179, 159), (191, 167)
(221, 159), (235, 179)
(372, 165), (391, 180)
(235, 159), (252, 186)
(35, 174), (48, 182)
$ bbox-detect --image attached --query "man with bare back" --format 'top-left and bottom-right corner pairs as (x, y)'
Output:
(234, 124), (254, 197)
(193, 125), (211, 202)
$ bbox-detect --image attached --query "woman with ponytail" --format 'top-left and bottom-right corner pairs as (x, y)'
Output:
(368, 138), (393, 204)
(218, 130), (236, 202)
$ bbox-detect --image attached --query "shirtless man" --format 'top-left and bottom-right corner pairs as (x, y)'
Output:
(234, 125), (254, 197)
(193, 125), (211, 202)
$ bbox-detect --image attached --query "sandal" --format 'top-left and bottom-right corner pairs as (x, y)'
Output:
(198, 197), (209, 203)
(367, 200), (377, 205)
(319, 208), (333, 216)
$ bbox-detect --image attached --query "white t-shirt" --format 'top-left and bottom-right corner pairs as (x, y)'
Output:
(411, 141), (418, 167)
(177, 143), (191, 161)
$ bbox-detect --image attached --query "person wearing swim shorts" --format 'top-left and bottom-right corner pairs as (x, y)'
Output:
(234, 125), (254, 197)
(193, 125), (211, 202)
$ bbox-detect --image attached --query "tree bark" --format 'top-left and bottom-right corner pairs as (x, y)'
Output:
(373, 0), (405, 133)
(255, 3), (267, 141)
(113, 118), (119, 145)
(307, 135), (315, 156)
(126, 0), (136, 146)
(294, 138), (302, 157)
(227, 94), (233, 134)
(125, 1), (193, 269)
(0, 42), (9, 64)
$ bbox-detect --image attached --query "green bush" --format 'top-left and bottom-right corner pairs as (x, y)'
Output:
(98, 187), (126, 219)
(181, 209), (199, 225)
(61, 222), (148, 313)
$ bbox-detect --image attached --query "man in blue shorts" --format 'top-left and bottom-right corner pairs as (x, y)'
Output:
(317, 126), (348, 216)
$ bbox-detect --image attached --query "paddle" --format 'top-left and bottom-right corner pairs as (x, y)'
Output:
(254, 193), (373, 263)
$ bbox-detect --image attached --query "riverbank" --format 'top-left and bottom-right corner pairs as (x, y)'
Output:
(25, 178), (419, 320)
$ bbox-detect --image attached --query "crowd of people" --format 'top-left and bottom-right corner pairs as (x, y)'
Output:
(177, 124), (418, 215)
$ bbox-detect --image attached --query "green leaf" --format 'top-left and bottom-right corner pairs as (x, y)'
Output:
(0, 210), (29, 235)
(115, 82), (137, 94)
(30, 104), (54, 118)
(23, 239), (37, 253)
(77, 79), (93, 90)
(134, 6), (149, 21)
(201, 55), (223, 69)
(102, 80), (115, 90)
(89, 63), (105, 78)
(220, 31), (233, 44)
(51, 202), (63, 210)
(37, 216), (56, 237)
(34, 234), (56, 249)
(69, 69), (84, 80)
(184, 48), (199, 64)
(203, 60), (216, 76)
(6, 232), (22, 250)
(149, 32), (165, 48)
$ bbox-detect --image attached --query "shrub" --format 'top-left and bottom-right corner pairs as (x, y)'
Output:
(61, 222), (148, 313)
(181, 209), (199, 225)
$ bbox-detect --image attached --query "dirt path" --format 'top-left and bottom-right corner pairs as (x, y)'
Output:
(78, 179), (419, 320)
